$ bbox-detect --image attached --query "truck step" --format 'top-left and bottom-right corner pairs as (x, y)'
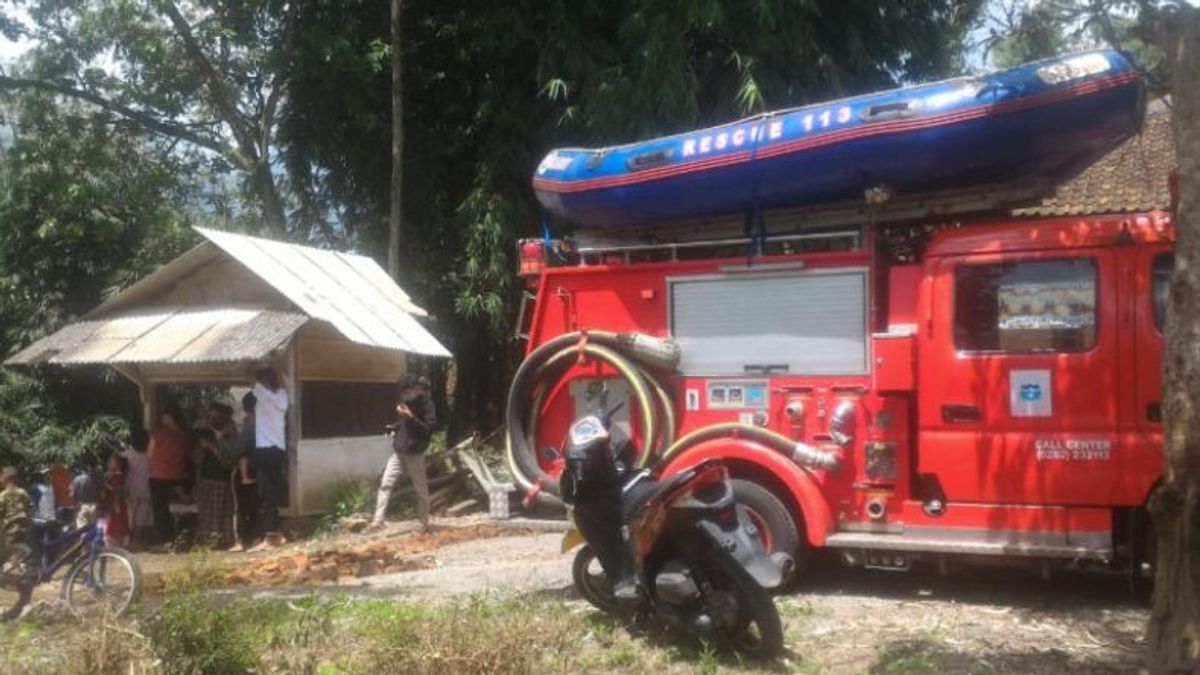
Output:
(824, 531), (1112, 560)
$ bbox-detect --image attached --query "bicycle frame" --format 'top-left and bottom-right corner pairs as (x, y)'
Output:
(33, 518), (103, 584)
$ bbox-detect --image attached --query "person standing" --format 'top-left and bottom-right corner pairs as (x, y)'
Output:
(123, 426), (153, 550)
(148, 408), (189, 545)
(193, 428), (233, 548)
(251, 366), (288, 550)
(370, 374), (436, 531)
(218, 392), (260, 552)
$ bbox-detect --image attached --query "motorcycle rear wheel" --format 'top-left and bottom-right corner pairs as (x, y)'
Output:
(572, 546), (619, 613)
(705, 551), (784, 659)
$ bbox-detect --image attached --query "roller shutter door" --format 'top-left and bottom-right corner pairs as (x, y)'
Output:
(669, 269), (868, 376)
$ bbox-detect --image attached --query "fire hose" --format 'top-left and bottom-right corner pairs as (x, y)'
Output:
(505, 331), (840, 509)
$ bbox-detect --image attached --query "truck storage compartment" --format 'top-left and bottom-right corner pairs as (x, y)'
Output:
(872, 333), (914, 391)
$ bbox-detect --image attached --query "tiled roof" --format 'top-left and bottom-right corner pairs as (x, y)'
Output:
(1013, 107), (1174, 217)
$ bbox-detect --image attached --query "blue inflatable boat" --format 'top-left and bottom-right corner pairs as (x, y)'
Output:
(533, 50), (1144, 228)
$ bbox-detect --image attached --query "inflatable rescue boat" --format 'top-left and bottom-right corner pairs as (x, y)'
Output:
(533, 50), (1144, 228)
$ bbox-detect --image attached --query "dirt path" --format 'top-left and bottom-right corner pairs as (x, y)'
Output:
(208, 522), (1146, 673)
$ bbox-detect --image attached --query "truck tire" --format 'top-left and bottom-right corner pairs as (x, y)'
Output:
(731, 478), (805, 584)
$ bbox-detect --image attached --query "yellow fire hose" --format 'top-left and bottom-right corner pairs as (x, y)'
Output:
(505, 331), (837, 510)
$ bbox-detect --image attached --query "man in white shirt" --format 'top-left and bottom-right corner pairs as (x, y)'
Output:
(251, 366), (289, 550)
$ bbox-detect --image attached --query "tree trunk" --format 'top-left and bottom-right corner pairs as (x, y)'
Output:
(388, 0), (404, 281)
(1149, 7), (1200, 674)
(256, 160), (288, 237)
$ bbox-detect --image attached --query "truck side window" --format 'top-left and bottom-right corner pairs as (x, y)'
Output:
(954, 258), (1097, 353)
(1153, 253), (1172, 331)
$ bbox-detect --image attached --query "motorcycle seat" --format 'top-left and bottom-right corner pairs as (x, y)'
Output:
(621, 469), (691, 521)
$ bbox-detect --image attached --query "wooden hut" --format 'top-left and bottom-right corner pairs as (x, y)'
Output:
(6, 227), (450, 514)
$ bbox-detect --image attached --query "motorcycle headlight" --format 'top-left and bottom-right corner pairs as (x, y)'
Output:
(569, 416), (607, 446)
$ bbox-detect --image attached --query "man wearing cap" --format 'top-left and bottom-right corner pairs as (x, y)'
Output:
(370, 373), (437, 530)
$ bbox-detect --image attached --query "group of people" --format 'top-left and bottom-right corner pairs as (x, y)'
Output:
(0, 365), (292, 555)
(143, 366), (291, 551)
(1, 367), (438, 558)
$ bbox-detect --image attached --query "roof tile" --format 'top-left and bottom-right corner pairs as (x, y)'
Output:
(1012, 109), (1174, 217)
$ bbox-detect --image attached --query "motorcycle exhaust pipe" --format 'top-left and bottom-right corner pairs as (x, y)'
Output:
(771, 552), (795, 579)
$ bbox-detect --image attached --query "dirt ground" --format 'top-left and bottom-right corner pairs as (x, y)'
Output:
(132, 516), (1148, 674)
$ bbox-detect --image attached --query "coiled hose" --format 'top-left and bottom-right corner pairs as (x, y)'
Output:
(505, 331), (677, 507)
(506, 331), (840, 509)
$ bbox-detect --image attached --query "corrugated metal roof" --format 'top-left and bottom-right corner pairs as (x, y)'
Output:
(194, 228), (451, 357)
(7, 309), (308, 366)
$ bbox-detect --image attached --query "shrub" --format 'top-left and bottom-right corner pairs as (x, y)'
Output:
(140, 591), (258, 675)
(314, 479), (375, 535)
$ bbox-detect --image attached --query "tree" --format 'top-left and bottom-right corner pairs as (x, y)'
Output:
(388, 0), (404, 282)
(0, 92), (194, 356)
(985, 2), (1200, 670)
(1146, 5), (1200, 671)
(0, 0), (300, 236)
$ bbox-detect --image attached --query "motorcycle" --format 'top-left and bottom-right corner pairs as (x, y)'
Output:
(560, 404), (788, 659)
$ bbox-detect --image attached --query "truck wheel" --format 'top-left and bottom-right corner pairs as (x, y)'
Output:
(731, 478), (805, 583)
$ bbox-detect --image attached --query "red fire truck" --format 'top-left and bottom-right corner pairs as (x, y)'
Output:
(510, 192), (1171, 579)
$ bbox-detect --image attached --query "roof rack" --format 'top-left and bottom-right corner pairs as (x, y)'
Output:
(574, 230), (861, 265)
(569, 178), (1051, 256)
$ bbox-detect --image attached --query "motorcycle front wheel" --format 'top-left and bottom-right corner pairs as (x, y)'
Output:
(704, 551), (784, 659)
(571, 546), (619, 613)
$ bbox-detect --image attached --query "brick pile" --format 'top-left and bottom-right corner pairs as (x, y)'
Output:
(221, 523), (528, 587)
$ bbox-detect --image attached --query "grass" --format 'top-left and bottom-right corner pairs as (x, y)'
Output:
(0, 585), (807, 675)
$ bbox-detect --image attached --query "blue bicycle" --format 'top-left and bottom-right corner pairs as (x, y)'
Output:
(0, 509), (142, 621)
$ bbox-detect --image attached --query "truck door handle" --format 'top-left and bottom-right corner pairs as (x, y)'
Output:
(941, 404), (981, 424)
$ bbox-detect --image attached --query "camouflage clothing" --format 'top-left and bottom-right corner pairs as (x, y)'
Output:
(0, 485), (32, 548)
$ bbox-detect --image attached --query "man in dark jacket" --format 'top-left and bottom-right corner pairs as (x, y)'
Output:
(370, 373), (436, 530)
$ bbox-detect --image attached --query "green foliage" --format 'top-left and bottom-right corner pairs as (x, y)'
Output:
(982, 1), (1167, 90)
(0, 368), (128, 475)
(141, 591), (261, 675)
(988, 2), (1074, 67)
(314, 478), (374, 535)
(4, 0), (302, 234)
(0, 94), (196, 356)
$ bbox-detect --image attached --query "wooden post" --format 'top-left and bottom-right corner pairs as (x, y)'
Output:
(281, 339), (302, 515)
(111, 364), (154, 433)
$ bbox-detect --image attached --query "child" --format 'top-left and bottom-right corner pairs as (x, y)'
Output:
(104, 454), (131, 547)
(0, 467), (31, 554)
(219, 392), (259, 552)
(69, 459), (101, 530)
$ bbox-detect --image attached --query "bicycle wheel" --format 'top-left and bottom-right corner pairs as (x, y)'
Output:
(0, 543), (35, 622)
(61, 546), (142, 617)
